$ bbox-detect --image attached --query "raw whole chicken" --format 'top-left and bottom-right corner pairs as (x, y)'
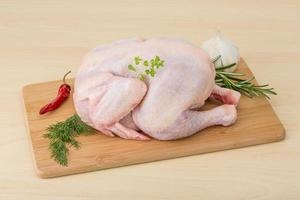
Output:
(74, 37), (240, 140)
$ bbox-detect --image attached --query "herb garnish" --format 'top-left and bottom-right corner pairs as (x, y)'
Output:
(213, 55), (277, 99)
(44, 114), (94, 166)
(128, 56), (165, 81)
(44, 55), (276, 166)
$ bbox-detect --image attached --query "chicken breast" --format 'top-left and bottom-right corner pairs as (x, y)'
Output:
(73, 37), (240, 140)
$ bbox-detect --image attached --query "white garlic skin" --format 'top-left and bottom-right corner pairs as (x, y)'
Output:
(202, 34), (240, 72)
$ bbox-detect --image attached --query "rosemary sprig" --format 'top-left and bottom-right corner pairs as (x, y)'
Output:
(213, 56), (277, 99)
(44, 114), (94, 166)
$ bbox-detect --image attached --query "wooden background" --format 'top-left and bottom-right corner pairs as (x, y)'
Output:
(0, 0), (299, 199)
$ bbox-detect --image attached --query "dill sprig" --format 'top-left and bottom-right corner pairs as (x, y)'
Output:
(44, 114), (94, 166)
(213, 56), (277, 99)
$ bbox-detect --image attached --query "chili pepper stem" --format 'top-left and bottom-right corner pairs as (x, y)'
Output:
(63, 70), (71, 84)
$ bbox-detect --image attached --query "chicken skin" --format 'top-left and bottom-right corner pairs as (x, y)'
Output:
(74, 37), (240, 140)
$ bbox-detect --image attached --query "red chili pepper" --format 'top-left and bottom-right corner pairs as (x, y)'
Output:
(39, 71), (72, 115)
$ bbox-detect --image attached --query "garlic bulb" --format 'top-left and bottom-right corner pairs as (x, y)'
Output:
(202, 33), (240, 72)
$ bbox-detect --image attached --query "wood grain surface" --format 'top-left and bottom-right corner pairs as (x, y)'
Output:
(22, 59), (284, 178)
(1, 0), (300, 199)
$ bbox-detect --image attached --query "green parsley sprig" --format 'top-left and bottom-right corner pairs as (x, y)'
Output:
(44, 114), (94, 166)
(128, 56), (165, 81)
(213, 55), (277, 99)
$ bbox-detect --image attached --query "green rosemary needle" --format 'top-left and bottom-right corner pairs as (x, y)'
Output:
(44, 114), (94, 166)
(213, 56), (277, 99)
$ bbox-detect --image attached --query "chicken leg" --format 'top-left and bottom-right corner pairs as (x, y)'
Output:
(210, 85), (241, 105)
(137, 104), (237, 140)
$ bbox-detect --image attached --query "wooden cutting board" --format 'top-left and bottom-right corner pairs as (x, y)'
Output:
(22, 59), (285, 178)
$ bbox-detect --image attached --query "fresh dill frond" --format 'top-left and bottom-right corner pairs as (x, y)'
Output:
(44, 114), (94, 166)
